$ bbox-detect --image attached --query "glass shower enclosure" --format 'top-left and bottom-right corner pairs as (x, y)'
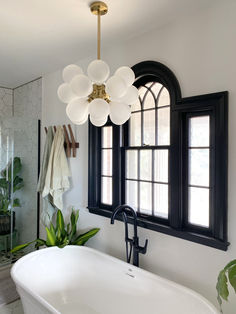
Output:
(0, 126), (18, 266)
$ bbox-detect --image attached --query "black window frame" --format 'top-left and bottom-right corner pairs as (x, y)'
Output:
(88, 60), (229, 251)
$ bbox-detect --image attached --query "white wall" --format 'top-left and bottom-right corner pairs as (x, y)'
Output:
(42, 2), (236, 313)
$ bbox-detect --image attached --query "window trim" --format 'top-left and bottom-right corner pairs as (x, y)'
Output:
(88, 61), (229, 251)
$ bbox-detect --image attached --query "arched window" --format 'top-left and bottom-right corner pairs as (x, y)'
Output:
(88, 61), (228, 251)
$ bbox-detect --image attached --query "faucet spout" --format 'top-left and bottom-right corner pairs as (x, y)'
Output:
(110, 204), (148, 267)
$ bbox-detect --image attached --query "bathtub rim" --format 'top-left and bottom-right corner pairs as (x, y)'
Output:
(11, 245), (220, 314)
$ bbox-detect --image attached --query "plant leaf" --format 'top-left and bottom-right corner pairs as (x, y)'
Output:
(56, 209), (66, 239)
(11, 240), (36, 253)
(35, 238), (46, 248)
(216, 269), (229, 304)
(69, 210), (77, 240)
(13, 176), (24, 192)
(72, 228), (100, 246)
(45, 227), (56, 246)
(0, 178), (8, 189)
(66, 223), (70, 234)
(13, 157), (22, 179)
(224, 259), (236, 271)
(75, 209), (79, 224)
(228, 264), (236, 294)
(13, 198), (21, 207)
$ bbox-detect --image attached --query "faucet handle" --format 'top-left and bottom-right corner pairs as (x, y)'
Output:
(138, 239), (148, 255)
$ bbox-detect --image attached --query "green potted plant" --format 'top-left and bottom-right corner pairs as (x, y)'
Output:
(216, 259), (236, 312)
(0, 157), (23, 235)
(11, 209), (100, 252)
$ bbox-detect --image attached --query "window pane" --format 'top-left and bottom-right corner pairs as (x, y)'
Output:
(138, 86), (148, 102)
(151, 83), (163, 97)
(158, 87), (170, 107)
(131, 99), (141, 112)
(144, 109), (155, 145)
(143, 90), (155, 109)
(126, 150), (138, 179)
(140, 182), (152, 215)
(158, 107), (170, 145)
(126, 180), (138, 210)
(189, 116), (209, 147)
(154, 150), (168, 183)
(188, 187), (209, 227)
(101, 177), (112, 205)
(189, 149), (209, 186)
(102, 126), (112, 148)
(154, 183), (168, 218)
(102, 149), (112, 176)
(130, 112), (141, 146)
(140, 150), (152, 181)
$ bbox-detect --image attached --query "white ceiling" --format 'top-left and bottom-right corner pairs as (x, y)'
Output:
(0, 0), (223, 88)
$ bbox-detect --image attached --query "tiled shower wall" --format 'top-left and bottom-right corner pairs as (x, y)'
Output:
(0, 88), (13, 117)
(0, 78), (42, 250)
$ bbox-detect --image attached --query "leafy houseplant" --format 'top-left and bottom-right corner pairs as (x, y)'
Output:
(11, 209), (100, 253)
(0, 157), (23, 235)
(216, 259), (236, 311)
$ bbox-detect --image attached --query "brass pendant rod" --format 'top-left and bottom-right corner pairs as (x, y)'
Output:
(97, 11), (101, 59)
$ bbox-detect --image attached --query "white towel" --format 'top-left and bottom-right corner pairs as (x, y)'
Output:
(37, 126), (55, 226)
(42, 126), (71, 210)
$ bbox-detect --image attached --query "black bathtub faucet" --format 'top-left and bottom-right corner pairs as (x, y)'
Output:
(110, 204), (148, 267)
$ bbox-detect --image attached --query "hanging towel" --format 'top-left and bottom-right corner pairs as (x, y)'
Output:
(37, 126), (54, 192)
(42, 126), (71, 210)
(37, 126), (55, 226)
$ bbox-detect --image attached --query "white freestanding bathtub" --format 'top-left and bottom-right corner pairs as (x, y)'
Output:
(11, 246), (220, 314)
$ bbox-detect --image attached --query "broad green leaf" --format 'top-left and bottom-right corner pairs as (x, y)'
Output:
(45, 227), (56, 246)
(216, 270), (229, 302)
(13, 176), (24, 192)
(72, 228), (100, 246)
(224, 259), (236, 271)
(228, 264), (236, 293)
(13, 157), (22, 179)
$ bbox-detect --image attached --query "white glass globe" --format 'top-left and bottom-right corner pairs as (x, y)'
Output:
(57, 83), (77, 104)
(62, 64), (83, 83)
(87, 60), (110, 84)
(66, 98), (88, 124)
(89, 98), (109, 120)
(70, 74), (93, 98)
(90, 114), (108, 127)
(118, 85), (139, 105)
(70, 114), (88, 125)
(109, 101), (131, 125)
(105, 75), (127, 99)
(115, 66), (135, 87)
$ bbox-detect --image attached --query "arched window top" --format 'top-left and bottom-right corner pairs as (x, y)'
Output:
(132, 61), (182, 105)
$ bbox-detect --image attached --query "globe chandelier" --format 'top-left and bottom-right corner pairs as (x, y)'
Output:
(57, 1), (139, 127)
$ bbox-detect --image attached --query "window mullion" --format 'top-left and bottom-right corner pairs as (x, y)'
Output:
(112, 125), (122, 209)
(169, 110), (182, 229)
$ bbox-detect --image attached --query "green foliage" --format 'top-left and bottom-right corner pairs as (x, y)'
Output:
(0, 157), (23, 215)
(11, 209), (100, 253)
(216, 259), (236, 310)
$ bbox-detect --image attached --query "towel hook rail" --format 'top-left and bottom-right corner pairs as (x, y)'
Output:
(44, 125), (79, 158)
